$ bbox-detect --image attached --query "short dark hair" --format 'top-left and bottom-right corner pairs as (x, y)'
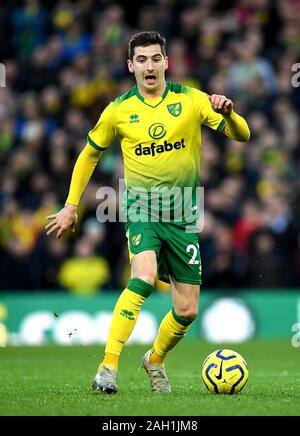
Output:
(128, 31), (166, 60)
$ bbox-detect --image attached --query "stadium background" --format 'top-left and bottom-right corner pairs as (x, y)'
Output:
(0, 0), (300, 346)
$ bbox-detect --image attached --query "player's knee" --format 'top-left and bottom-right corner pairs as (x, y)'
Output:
(184, 310), (198, 321)
(132, 272), (156, 286)
(176, 307), (198, 321)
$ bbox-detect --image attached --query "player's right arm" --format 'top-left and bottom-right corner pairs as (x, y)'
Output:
(190, 88), (250, 142)
(45, 144), (104, 238)
(46, 103), (116, 239)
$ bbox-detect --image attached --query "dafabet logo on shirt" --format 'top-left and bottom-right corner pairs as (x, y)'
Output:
(135, 138), (186, 157)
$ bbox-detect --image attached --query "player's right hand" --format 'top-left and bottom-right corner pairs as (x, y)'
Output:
(208, 94), (233, 115)
(45, 204), (78, 239)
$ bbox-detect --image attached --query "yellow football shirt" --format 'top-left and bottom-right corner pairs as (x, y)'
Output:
(87, 81), (226, 224)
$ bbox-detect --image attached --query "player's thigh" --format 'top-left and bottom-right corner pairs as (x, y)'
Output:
(126, 221), (161, 284)
(171, 277), (200, 319)
(162, 224), (202, 286)
(131, 250), (157, 284)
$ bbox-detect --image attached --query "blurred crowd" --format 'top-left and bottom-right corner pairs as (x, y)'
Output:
(0, 0), (300, 294)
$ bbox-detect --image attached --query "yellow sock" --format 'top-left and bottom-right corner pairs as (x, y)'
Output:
(99, 278), (154, 371)
(100, 353), (119, 371)
(149, 348), (165, 366)
(150, 309), (194, 366)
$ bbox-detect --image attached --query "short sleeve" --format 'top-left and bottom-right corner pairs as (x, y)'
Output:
(190, 88), (226, 133)
(87, 103), (117, 151)
(200, 92), (226, 132)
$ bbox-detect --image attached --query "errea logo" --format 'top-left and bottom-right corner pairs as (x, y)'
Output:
(129, 113), (139, 123)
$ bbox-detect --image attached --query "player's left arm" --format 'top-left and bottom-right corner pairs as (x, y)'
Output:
(208, 94), (250, 142)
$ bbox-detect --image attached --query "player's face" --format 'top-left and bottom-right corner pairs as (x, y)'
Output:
(128, 44), (168, 96)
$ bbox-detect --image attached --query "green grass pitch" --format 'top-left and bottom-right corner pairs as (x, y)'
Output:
(0, 340), (299, 416)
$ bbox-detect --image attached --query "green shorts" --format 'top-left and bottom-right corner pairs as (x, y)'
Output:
(125, 221), (201, 285)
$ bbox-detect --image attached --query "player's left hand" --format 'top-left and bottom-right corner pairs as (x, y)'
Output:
(208, 94), (233, 115)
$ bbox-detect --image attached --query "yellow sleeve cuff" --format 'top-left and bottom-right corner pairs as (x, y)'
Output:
(86, 135), (107, 151)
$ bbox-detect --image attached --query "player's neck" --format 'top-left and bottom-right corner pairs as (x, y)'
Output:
(137, 81), (167, 99)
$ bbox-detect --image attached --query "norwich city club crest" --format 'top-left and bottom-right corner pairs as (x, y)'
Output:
(167, 102), (182, 117)
(131, 233), (143, 247)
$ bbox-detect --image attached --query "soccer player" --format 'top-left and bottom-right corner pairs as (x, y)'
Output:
(46, 31), (250, 394)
